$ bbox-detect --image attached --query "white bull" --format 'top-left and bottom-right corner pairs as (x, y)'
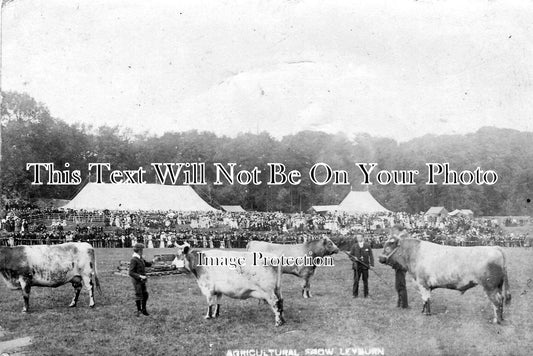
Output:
(379, 237), (511, 324)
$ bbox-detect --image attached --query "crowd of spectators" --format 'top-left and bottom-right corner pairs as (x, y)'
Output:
(0, 207), (530, 249)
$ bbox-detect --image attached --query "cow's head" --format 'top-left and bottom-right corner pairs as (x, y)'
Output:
(310, 237), (340, 257)
(378, 237), (401, 266)
(379, 225), (408, 266)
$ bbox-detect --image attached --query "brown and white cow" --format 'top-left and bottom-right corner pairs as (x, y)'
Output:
(246, 237), (339, 298)
(379, 237), (511, 324)
(173, 245), (285, 326)
(0, 242), (101, 312)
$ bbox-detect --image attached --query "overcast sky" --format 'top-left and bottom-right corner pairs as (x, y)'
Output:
(3, 0), (533, 141)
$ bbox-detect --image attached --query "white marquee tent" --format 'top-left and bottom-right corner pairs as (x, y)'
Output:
(336, 191), (390, 213)
(63, 183), (217, 211)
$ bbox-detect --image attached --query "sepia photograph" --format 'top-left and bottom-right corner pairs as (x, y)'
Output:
(0, 0), (532, 355)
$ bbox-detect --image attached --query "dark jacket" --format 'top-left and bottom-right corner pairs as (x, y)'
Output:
(129, 256), (152, 282)
(391, 260), (408, 272)
(350, 242), (374, 270)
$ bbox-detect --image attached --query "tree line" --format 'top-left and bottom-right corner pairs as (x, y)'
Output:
(1, 91), (532, 216)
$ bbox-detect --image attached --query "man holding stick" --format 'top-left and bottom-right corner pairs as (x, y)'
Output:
(350, 234), (374, 298)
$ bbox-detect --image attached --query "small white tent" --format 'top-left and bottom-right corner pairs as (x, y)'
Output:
(309, 205), (339, 213)
(220, 205), (246, 212)
(336, 191), (390, 213)
(449, 209), (474, 218)
(425, 207), (449, 217)
(63, 183), (217, 211)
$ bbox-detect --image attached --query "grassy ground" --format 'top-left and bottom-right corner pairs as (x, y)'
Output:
(0, 247), (532, 356)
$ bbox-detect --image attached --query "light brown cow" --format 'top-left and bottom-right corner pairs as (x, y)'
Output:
(246, 237), (339, 298)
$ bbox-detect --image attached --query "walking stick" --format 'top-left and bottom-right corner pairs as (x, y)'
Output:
(343, 250), (390, 286)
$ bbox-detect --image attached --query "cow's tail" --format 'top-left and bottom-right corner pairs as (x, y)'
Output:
(90, 248), (102, 295)
(502, 270), (511, 305)
(499, 248), (511, 305)
(94, 266), (102, 295)
(275, 262), (282, 295)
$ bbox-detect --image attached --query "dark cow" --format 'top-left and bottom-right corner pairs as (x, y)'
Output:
(172, 245), (285, 326)
(0, 242), (101, 312)
(246, 237), (339, 298)
(379, 237), (511, 324)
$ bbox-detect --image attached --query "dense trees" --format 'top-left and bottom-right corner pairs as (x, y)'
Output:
(1, 91), (532, 216)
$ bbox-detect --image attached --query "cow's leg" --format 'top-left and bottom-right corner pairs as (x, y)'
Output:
(274, 297), (285, 327)
(260, 291), (285, 327)
(496, 287), (505, 322)
(204, 294), (217, 319)
(18, 275), (32, 313)
(302, 270), (315, 298)
(485, 288), (503, 324)
(214, 294), (222, 318)
(82, 274), (95, 308)
(482, 264), (506, 324)
(302, 277), (311, 298)
(205, 305), (213, 319)
(417, 283), (432, 315)
(69, 276), (83, 307)
(198, 282), (216, 319)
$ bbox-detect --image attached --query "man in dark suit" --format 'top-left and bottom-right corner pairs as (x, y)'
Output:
(129, 243), (152, 316)
(391, 225), (409, 308)
(394, 263), (409, 308)
(351, 234), (374, 298)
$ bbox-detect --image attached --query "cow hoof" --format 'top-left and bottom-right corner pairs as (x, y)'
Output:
(275, 320), (285, 327)
(204, 315), (213, 320)
(22, 309), (28, 314)
(90, 304), (95, 308)
(69, 304), (76, 308)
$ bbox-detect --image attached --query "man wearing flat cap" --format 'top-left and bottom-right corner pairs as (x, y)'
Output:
(129, 243), (152, 316)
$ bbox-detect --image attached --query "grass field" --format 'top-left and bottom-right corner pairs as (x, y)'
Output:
(0, 247), (532, 356)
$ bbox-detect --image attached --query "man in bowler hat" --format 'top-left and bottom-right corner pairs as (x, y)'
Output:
(129, 243), (152, 316)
